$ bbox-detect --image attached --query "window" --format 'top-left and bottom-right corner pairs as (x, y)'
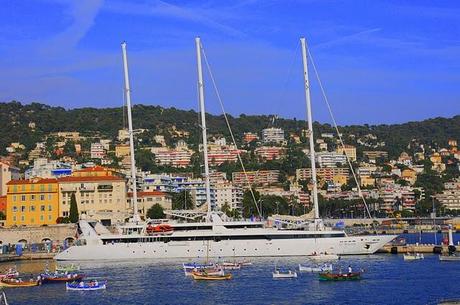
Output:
(13, 195), (16, 202)
(21, 185), (25, 191)
(40, 195), (45, 201)
(48, 184), (52, 191)
(21, 206), (26, 212)
(13, 216), (16, 221)
(21, 215), (25, 221)
(31, 184), (35, 191)
(21, 195), (26, 201)
(30, 206), (35, 212)
(13, 185), (17, 192)
(48, 205), (52, 211)
(40, 215), (44, 221)
(13, 206), (18, 212)
(48, 215), (52, 220)
(48, 194), (52, 200)
(40, 184), (45, 192)
(40, 205), (45, 211)
(30, 195), (35, 201)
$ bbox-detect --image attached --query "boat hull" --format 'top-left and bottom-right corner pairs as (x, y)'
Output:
(319, 272), (361, 281)
(0, 280), (40, 288)
(55, 235), (396, 261)
(191, 272), (231, 280)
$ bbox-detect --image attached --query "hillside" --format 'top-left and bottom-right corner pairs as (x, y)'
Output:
(0, 101), (459, 158)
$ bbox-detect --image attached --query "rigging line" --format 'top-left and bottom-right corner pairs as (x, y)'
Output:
(271, 42), (300, 126)
(306, 43), (373, 220)
(200, 42), (262, 217)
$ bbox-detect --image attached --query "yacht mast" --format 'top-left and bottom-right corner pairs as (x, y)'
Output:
(195, 37), (212, 218)
(300, 38), (320, 224)
(121, 42), (140, 222)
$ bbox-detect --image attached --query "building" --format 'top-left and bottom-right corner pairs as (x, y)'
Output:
(315, 152), (347, 168)
(437, 179), (460, 210)
(57, 167), (127, 225)
(397, 152), (412, 166)
(127, 191), (172, 219)
(214, 182), (243, 211)
(25, 158), (72, 180)
(401, 168), (417, 185)
(90, 143), (106, 159)
(152, 148), (192, 167)
(296, 167), (349, 182)
(255, 146), (286, 161)
(363, 151), (388, 162)
(243, 132), (258, 144)
(115, 144), (130, 158)
(5, 178), (60, 227)
(379, 183), (416, 212)
(261, 128), (284, 144)
(52, 132), (81, 142)
(208, 146), (242, 166)
(232, 170), (279, 187)
(336, 145), (357, 162)
(0, 161), (20, 196)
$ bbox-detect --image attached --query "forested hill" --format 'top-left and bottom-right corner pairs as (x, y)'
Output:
(0, 101), (459, 158)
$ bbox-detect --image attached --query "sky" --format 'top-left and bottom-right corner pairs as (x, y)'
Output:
(0, 0), (459, 125)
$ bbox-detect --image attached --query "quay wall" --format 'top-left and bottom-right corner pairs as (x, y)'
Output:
(0, 224), (76, 245)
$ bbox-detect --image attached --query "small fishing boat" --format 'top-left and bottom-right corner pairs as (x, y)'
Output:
(218, 262), (241, 270)
(41, 272), (84, 283)
(439, 254), (460, 262)
(403, 252), (424, 261)
(299, 263), (333, 273)
(319, 272), (361, 281)
(66, 280), (107, 291)
(0, 268), (19, 280)
(191, 271), (232, 281)
(309, 253), (340, 261)
(0, 278), (40, 288)
(56, 264), (80, 273)
(183, 263), (215, 276)
(272, 269), (297, 279)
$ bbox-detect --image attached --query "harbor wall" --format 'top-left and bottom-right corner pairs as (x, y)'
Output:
(0, 224), (76, 245)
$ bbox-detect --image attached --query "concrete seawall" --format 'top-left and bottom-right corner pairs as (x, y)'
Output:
(0, 224), (76, 245)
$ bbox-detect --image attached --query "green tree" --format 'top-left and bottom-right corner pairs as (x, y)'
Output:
(171, 190), (194, 210)
(242, 189), (260, 218)
(147, 204), (165, 219)
(69, 193), (79, 223)
(0, 211), (5, 220)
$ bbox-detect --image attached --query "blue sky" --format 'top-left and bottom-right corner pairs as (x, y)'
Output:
(0, 0), (459, 125)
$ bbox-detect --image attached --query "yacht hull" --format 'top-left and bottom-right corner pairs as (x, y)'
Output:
(55, 235), (395, 261)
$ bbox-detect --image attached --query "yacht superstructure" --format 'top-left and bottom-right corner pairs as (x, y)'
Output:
(54, 38), (396, 261)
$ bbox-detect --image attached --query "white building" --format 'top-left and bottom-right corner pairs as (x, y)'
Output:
(262, 128), (284, 144)
(91, 143), (106, 159)
(214, 182), (243, 211)
(316, 152), (347, 168)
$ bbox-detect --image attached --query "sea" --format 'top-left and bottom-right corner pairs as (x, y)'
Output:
(2, 233), (460, 305)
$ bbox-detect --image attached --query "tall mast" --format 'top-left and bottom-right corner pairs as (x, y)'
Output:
(121, 42), (140, 222)
(195, 37), (212, 217)
(300, 37), (320, 223)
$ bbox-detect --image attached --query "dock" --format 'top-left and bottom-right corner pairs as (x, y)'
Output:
(378, 244), (445, 254)
(0, 252), (55, 262)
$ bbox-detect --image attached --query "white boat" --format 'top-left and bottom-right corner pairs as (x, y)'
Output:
(403, 253), (424, 261)
(54, 38), (396, 262)
(66, 280), (107, 291)
(299, 263), (333, 273)
(439, 254), (460, 262)
(309, 253), (340, 261)
(272, 269), (297, 279)
(238, 259), (252, 266)
(182, 263), (216, 276)
(218, 262), (241, 270)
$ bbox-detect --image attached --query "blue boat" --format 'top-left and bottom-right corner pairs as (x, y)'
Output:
(66, 280), (107, 291)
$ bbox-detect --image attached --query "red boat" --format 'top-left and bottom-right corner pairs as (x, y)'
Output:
(41, 273), (84, 283)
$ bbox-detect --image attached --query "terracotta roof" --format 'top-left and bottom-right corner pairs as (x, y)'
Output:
(7, 178), (58, 185)
(127, 191), (167, 197)
(58, 175), (124, 183)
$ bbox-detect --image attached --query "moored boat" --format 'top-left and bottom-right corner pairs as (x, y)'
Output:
(439, 254), (460, 262)
(218, 262), (241, 270)
(0, 268), (19, 280)
(0, 278), (40, 288)
(183, 263), (215, 276)
(403, 253), (424, 261)
(318, 272), (361, 281)
(272, 269), (297, 279)
(41, 272), (84, 283)
(191, 271), (232, 281)
(299, 263), (333, 273)
(66, 280), (107, 291)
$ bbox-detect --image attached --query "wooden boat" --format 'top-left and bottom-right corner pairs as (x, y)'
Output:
(191, 271), (232, 281)
(0, 278), (40, 288)
(41, 272), (84, 283)
(318, 272), (361, 281)
(439, 254), (460, 261)
(309, 253), (340, 261)
(299, 263), (333, 273)
(0, 268), (19, 280)
(272, 270), (297, 279)
(403, 252), (424, 261)
(56, 264), (80, 273)
(66, 280), (107, 291)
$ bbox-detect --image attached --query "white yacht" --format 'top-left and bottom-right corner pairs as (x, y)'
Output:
(54, 38), (396, 261)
